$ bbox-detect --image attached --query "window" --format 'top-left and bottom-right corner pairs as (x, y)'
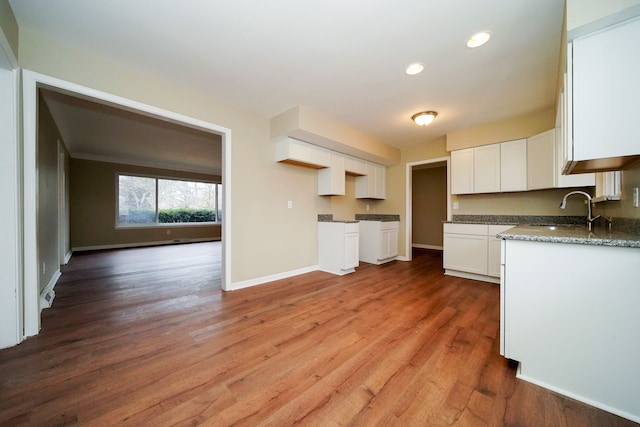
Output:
(117, 174), (221, 226)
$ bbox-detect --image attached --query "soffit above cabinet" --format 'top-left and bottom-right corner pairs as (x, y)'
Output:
(271, 105), (400, 166)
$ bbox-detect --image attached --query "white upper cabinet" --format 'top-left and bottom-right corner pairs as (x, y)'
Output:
(474, 144), (501, 194)
(451, 141), (526, 195)
(500, 139), (527, 192)
(565, 16), (640, 173)
(344, 156), (367, 176)
(527, 130), (555, 190)
(527, 127), (594, 190)
(451, 148), (475, 195)
(275, 137), (331, 169)
(355, 162), (386, 199)
(317, 152), (346, 196)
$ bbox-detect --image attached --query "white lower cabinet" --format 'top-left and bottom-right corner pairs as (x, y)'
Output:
(443, 223), (513, 283)
(358, 221), (399, 264)
(318, 222), (359, 275)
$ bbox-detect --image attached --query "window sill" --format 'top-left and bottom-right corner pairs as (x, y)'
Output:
(115, 222), (220, 230)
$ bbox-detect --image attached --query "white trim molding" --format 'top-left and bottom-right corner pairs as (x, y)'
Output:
(72, 237), (220, 253)
(412, 244), (443, 251)
(230, 265), (319, 291)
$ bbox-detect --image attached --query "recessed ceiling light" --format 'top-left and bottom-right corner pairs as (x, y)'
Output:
(405, 63), (424, 75)
(466, 31), (491, 48)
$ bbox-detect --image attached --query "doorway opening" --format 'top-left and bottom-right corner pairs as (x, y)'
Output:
(23, 70), (232, 339)
(404, 157), (450, 262)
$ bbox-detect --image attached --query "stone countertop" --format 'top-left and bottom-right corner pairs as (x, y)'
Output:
(497, 224), (640, 248)
(355, 214), (400, 222)
(317, 214), (359, 223)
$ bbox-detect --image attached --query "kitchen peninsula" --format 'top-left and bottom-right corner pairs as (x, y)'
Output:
(498, 223), (640, 423)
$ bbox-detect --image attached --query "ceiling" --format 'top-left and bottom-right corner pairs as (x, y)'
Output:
(11, 0), (565, 168)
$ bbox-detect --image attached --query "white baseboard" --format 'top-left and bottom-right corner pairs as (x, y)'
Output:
(229, 265), (319, 291)
(39, 269), (61, 311)
(63, 251), (72, 264)
(72, 237), (220, 252)
(444, 269), (499, 284)
(412, 244), (443, 251)
(516, 369), (640, 424)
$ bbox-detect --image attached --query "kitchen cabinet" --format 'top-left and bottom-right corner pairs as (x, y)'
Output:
(501, 238), (640, 421)
(275, 137), (330, 169)
(451, 148), (474, 195)
(474, 144), (501, 193)
(594, 171), (621, 202)
(527, 128), (595, 190)
(443, 223), (512, 283)
(451, 141), (526, 194)
(318, 221), (359, 275)
(564, 16), (640, 173)
(344, 156), (367, 176)
(500, 139), (527, 192)
(358, 220), (399, 264)
(355, 162), (386, 199)
(317, 152), (346, 196)
(487, 224), (514, 277)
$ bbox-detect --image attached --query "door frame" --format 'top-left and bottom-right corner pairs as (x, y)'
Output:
(0, 34), (21, 348)
(22, 70), (232, 337)
(404, 157), (451, 262)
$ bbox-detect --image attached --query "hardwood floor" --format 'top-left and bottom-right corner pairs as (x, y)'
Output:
(0, 243), (636, 426)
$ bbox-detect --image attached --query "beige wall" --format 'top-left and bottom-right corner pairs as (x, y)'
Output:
(446, 109), (556, 151)
(38, 92), (67, 292)
(19, 30), (395, 284)
(596, 162), (640, 219)
(0, 0), (18, 60)
(412, 166), (447, 248)
(386, 136), (449, 257)
(70, 158), (222, 249)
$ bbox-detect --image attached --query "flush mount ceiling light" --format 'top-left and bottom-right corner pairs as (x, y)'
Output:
(466, 31), (491, 48)
(411, 111), (438, 126)
(405, 62), (424, 75)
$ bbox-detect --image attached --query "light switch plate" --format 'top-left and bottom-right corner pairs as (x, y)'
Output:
(287, 200), (293, 209)
(633, 187), (639, 208)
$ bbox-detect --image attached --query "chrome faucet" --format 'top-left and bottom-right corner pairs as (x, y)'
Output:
(560, 190), (600, 231)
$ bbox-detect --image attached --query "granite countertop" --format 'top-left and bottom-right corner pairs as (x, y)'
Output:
(497, 224), (640, 248)
(355, 214), (400, 222)
(317, 214), (359, 223)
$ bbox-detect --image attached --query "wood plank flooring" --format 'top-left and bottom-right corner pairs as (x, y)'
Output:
(0, 243), (636, 426)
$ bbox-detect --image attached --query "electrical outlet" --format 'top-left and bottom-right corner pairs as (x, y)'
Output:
(287, 200), (293, 209)
(366, 204), (370, 211)
(42, 262), (46, 275)
(166, 229), (171, 235)
(453, 202), (459, 210)
(633, 187), (639, 208)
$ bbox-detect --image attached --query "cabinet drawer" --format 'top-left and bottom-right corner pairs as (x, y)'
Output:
(344, 222), (359, 234)
(443, 223), (488, 236)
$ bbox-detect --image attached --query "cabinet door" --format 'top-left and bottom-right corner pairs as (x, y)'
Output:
(443, 234), (488, 275)
(317, 153), (345, 196)
(344, 232), (359, 269)
(573, 18), (640, 161)
(374, 164), (386, 199)
(527, 130), (554, 190)
(451, 148), (474, 194)
(474, 144), (501, 193)
(380, 228), (398, 259)
(501, 139), (527, 192)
